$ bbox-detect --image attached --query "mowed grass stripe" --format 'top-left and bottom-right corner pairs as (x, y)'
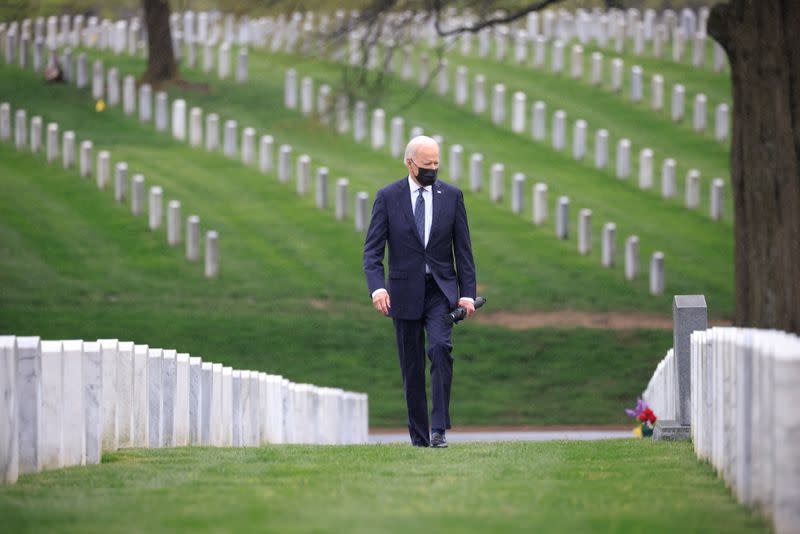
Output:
(0, 441), (769, 533)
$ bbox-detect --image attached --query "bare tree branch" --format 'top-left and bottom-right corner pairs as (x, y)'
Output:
(432, 0), (565, 36)
(323, 0), (567, 113)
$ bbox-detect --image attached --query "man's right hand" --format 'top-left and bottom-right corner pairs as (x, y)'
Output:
(372, 290), (391, 316)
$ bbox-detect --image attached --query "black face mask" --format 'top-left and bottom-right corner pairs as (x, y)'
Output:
(413, 162), (438, 186)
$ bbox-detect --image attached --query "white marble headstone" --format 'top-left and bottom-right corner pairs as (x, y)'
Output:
(0, 336), (19, 483)
(82, 341), (102, 464)
(39, 341), (64, 470)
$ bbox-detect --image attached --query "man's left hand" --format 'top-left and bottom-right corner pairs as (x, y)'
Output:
(459, 298), (476, 318)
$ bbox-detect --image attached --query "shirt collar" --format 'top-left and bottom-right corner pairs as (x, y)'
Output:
(407, 175), (431, 193)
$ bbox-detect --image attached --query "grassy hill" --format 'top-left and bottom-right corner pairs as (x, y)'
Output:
(0, 24), (732, 426)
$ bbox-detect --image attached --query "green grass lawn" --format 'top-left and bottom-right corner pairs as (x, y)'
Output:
(0, 33), (730, 427)
(0, 440), (769, 533)
(18, 42), (735, 315)
(0, 141), (671, 426)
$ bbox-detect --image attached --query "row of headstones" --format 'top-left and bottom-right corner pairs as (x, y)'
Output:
(0, 16), (153, 77)
(300, 53), (727, 221)
(428, 6), (706, 45)
(166, 10), (295, 53)
(641, 346), (678, 422)
(643, 327), (800, 534)
(387, 6), (720, 71)
(0, 10), (267, 55)
(447, 68), (725, 219)
(21, 5), (719, 84)
(360, 38), (728, 142)
(285, 69), (668, 295)
(0, 102), (220, 277)
(0, 335), (369, 485)
(167, 35), (252, 82)
(0, 11), (254, 85)
(223, 5), (725, 74)
(0, 15), (128, 60)
(172, 8), (730, 145)
(421, 16), (718, 70)
(199, 6), (722, 74)
(20, 6), (718, 76)
(439, 8), (725, 73)
(265, 26), (730, 219)
(399, 49), (728, 146)
(370, 40), (729, 141)
(3, 33), (375, 239)
(84, 56), (372, 234)
(442, 39), (730, 141)
(166, 6), (706, 61)
(0, 14), (252, 86)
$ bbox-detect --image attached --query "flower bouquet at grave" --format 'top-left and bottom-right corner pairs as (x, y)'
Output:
(625, 398), (657, 438)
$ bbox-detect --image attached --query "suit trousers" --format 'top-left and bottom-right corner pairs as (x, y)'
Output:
(392, 275), (454, 446)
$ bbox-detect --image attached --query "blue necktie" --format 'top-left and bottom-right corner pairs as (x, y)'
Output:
(414, 188), (425, 245)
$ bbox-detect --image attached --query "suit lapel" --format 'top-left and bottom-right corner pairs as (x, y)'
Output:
(398, 179), (425, 249)
(428, 182), (445, 246)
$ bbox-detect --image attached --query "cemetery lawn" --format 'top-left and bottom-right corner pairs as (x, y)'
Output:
(0, 440), (769, 533)
(0, 40), (728, 427)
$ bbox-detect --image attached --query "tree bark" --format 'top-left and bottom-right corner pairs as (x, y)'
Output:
(708, 0), (800, 334)
(142, 0), (177, 84)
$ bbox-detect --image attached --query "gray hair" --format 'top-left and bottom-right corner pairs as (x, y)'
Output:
(403, 135), (439, 163)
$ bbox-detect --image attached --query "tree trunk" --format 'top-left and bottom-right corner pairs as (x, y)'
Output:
(142, 0), (177, 84)
(708, 1), (800, 334)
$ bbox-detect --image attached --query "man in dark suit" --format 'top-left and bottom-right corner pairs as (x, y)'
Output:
(363, 136), (477, 448)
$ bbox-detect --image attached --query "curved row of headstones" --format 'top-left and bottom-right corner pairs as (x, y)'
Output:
(217, 19), (730, 224)
(1, 16), (729, 222)
(0, 335), (369, 486)
(0, 15), (378, 237)
(9, 19), (380, 238)
(1, 12), (671, 290)
(0, 13), (252, 84)
(165, 8), (730, 143)
(0, 101), (220, 278)
(440, 36), (730, 143)
(386, 56), (728, 221)
(133, 82), (373, 234)
(163, 7), (726, 75)
(179, 7), (729, 131)
(2, 34), (378, 263)
(316, 22), (729, 142)
(642, 328), (800, 534)
(3, 10), (728, 156)
(335, 42), (729, 215)
(35, 41), (375, 236)
(434, 7), (727, 73)
(284, 69), (668, 296)
(1, 6), (726, 83)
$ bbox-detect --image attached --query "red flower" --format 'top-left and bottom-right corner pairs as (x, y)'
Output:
(638, 408), (657, 424)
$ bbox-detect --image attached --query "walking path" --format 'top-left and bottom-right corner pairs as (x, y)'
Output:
(369, 426), (634, 444)
(473, 310), (732, 330)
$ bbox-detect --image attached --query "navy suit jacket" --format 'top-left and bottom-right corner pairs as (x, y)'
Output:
(363, 177), (477, 320)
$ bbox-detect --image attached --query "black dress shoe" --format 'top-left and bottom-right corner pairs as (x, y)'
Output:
(430, 432), (448, 448)
(412, 442), (429, 448)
